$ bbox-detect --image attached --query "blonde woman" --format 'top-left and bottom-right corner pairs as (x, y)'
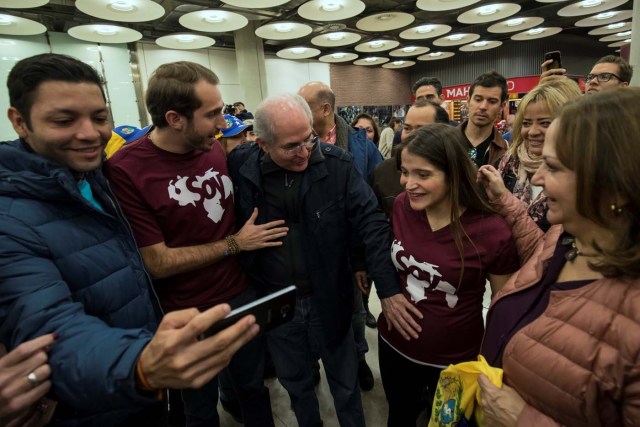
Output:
(498, 79), (582, 231)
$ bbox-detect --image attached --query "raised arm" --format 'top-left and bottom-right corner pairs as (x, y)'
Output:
(477, 165), (545, 262)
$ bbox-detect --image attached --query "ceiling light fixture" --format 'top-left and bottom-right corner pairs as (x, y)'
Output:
(478, 6), (498, 16)
(377, 14), (394, 21)
(606, 22), (625, 29)
(176, 35), (196, 43)
(402, 46), (417, 52)
(332, 52), (346, 58)
(448, 34), (464, 40)
(0, 16), (12, 26)
(429, 52), (443, 57)
(95, 26), (118, 36)
(616, 30), (632, 36)
(506, 18), (524, 26)
(527, 27), (545, 35)
(580, 0), (602, 7)
(321, 2), (342, 12)
(623, 38), (631, 42)
(595, 12), (616, 20)
(327, 32), (345, 41)
(365, 57), (378, 62)
(204, 14), (225, 24)
(291, 47), (307, 54)
(393, 60), (405, 65)
(275, 23), (294, 33)
(416, 25), (434, 33)
(473, 41), (488, 47)
(109, 0), (134, 12)
(369, 40), (385, 48)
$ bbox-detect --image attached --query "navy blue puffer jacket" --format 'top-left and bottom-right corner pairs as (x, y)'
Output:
(0, 140), (161, 426)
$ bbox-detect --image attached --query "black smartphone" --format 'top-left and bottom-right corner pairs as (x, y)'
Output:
(544, 51), (562, 70)
(199, 286), (296, 339)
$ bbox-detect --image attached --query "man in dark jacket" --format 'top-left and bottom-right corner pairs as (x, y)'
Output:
(298, 81), (383, 389)
(227, 94), (421, 427)
(0, 53), (259, 427)
(460, 71), (509, 167)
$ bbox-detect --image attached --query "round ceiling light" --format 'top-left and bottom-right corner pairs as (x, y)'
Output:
(298, 0), (365, 22)
(76, 0), (164, 23)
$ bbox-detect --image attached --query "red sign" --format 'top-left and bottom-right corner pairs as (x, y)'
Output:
(441, 76), (543, 100)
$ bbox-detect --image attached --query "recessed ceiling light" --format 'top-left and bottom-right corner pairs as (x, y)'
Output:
(204, 14), (225, 24)
(393, 60), (405, 65)
(478, 6), (498, 16)
(473, 41), (489, 46)
(321, 2), (342, 12)
(607, 22), (625, 29)
(95, 25), (118, 36)
(527, 27), (545, 35)
(0, 15), (13, 26)
(616, 30), (632, 36)
(176, 35), (196, 43)
(595, 12), (616, 20)
(327, 32), (345, 41)
(448, 34), (464, 40)
(429, 52), (443, 57)
(109, 0), (134, 12)
(332, 52), (346, 58)
(402, 46), (417, 52)
(275, 23), (294, 33)
(291, 47), (307, 54)
(580, 0), (602, 8)
(365, 57), (378, 62)
(369, 40), (385, 48)
(505, 18), (524, 26)
(377, 14), (394, 21)
(416, 25), (434, 33)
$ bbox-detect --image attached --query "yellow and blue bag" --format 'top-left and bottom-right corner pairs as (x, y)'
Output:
(428, 355), (502, 427)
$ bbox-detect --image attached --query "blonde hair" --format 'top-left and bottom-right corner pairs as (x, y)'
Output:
(509, 79), (582, 158)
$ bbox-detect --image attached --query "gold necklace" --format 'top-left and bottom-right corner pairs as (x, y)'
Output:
(562, 236), (597, 262)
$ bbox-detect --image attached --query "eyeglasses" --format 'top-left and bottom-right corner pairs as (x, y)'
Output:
(584, 72), (622, 83)
(280, 134), (318, 156)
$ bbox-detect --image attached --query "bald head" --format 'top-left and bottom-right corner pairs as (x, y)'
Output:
(298, 81), (336, 138)
(401, 99), (449, 142)
(254, 94), (312, 146)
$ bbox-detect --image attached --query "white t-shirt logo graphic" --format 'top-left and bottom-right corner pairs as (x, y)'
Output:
(167, 168), (234, 223)
(391, 240), (459, 308)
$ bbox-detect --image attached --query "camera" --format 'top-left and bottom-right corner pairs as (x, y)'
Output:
(224, 104), (236, 115)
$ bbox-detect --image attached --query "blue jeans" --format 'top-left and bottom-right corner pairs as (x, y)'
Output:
(267, 295), (365, 427)
(181, 288), (274, 427)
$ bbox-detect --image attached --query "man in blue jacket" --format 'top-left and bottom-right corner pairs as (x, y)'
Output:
(0, 53), (259, 426)
(227, 94), (421, 427)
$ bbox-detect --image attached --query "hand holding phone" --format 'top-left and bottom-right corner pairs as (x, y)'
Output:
(544, 51), (562, 71)
(199, 286), (297, 339)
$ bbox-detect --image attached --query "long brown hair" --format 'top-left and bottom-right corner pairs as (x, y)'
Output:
(402, 124), (494, 285)
(555, 87), (640, 277)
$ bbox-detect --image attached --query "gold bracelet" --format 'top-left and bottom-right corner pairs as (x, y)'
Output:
(225, 234), (240, 256)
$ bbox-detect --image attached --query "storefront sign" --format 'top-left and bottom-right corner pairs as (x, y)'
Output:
(441, 76), (544, 100)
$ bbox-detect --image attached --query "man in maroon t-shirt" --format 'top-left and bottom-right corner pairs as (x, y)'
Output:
(104, 61), (287, 427)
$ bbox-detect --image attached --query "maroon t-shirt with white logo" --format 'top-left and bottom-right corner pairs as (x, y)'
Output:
(104, 136), (246, 312)
(379, 192), (519, 366)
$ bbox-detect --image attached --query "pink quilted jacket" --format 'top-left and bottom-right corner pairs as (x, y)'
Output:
(487, 192), (640, 426)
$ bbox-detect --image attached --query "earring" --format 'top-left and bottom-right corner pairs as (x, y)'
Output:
(611, 203), (623, 215)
